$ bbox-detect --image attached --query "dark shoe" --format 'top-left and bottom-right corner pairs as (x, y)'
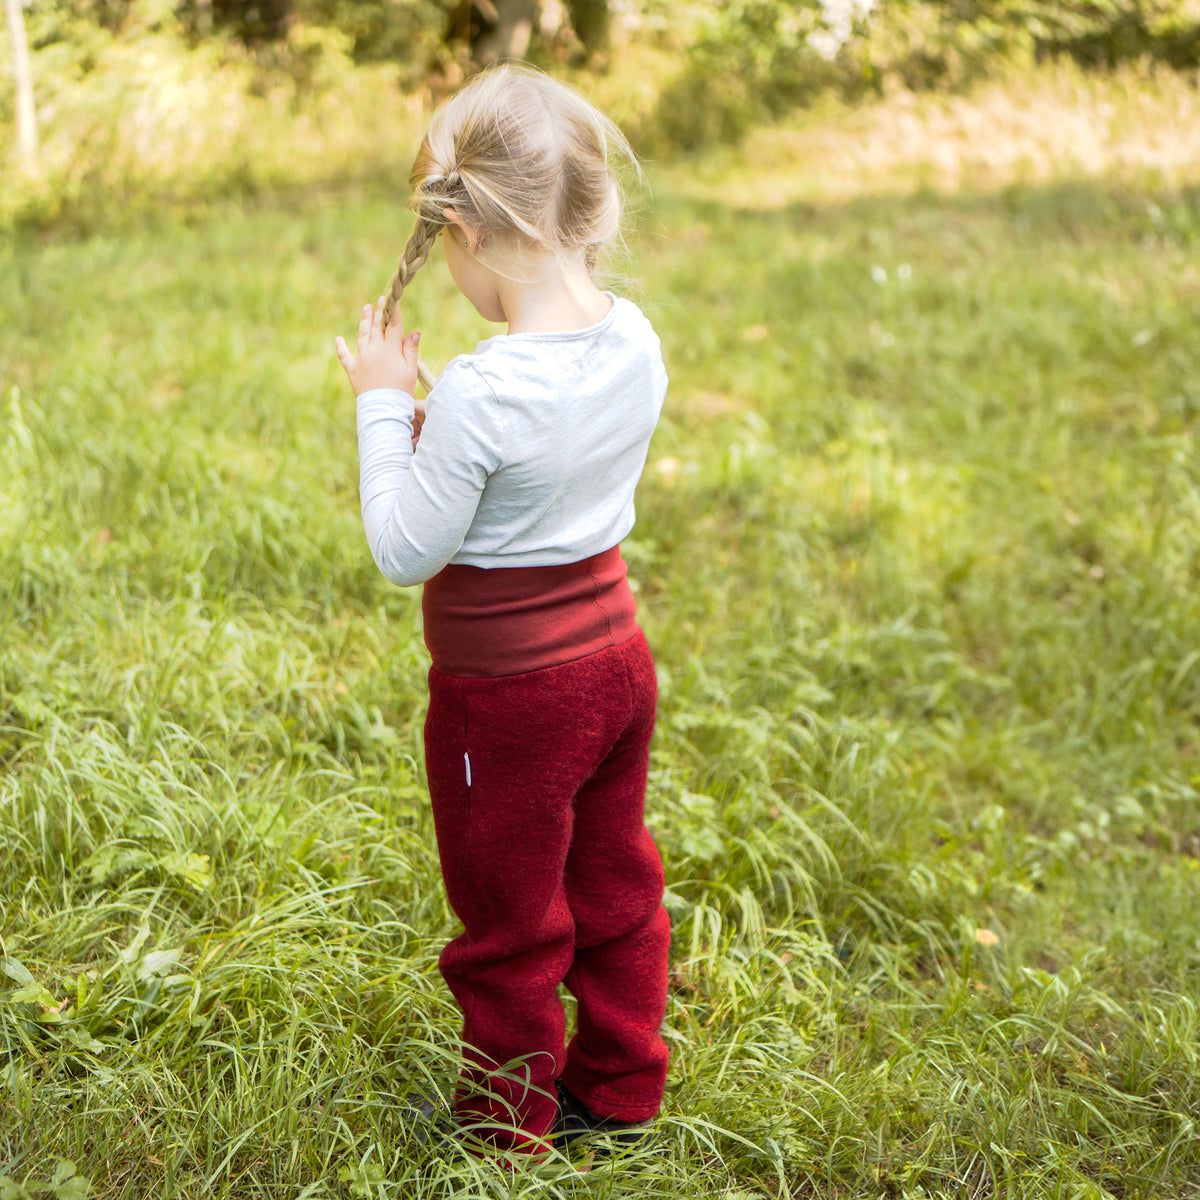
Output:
(552, 1080), (656, 1152)
(400, 1094), (458, 1151)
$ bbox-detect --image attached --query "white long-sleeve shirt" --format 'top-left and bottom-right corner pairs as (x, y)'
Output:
(356, 296), (668, 587)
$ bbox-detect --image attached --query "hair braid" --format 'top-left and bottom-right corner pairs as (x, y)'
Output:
(381, 215), (437, 331)
(380, 215), (440, 391)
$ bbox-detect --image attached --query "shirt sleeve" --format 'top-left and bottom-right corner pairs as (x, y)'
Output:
(355, 360), (504, 587)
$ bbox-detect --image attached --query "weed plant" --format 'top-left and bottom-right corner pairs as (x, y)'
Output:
(2, 77), (1200, 1200)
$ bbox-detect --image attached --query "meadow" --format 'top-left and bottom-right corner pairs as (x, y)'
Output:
(2, 67), (1200, 1199)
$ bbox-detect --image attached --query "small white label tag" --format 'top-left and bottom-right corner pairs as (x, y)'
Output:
(464, 752), (472, 787)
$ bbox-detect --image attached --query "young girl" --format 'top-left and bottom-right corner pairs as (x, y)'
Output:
(333, 64), (670, 1158)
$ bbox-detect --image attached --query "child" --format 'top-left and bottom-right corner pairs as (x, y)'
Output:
(333, 64), (670, 1158)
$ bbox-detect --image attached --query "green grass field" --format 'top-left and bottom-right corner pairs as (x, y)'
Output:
(3, 73), (1200, 1199)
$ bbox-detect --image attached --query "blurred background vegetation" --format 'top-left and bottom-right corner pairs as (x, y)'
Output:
(2, 0), (1199, 231)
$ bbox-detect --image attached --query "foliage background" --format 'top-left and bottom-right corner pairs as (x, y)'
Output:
(3, 0), (1200, 225)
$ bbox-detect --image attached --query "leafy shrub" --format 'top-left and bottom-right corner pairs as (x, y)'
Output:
(0, 0), (419, 232)
(863, 0), (1200, 89)
(289, 0), (450, 78)
(649, 0), (855, 151)
(1038, 0), (1200, 68)
(649, 0), (1200, 151)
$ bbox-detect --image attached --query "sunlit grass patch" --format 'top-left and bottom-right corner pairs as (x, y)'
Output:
(664, 61), (1200, 209)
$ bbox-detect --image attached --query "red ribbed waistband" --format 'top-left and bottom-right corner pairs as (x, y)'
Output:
(421, 545), (640, 677)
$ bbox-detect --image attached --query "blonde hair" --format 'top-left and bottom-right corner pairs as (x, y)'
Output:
(380, 64), (637, 388)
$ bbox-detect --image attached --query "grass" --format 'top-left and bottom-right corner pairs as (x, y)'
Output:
(3, 66), (1200, 1199)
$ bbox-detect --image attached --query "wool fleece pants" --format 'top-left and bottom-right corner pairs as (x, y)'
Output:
(424, 629), (670, 1155)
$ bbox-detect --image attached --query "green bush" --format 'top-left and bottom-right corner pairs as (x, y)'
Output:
(863, 0), (1200, 89)
(290, 0), (450, 77)
(647, 0), (850, 151)
(0, 0), (419, 233)
(1040, 0), (1200, 68)
(648, 0), (1200, 151)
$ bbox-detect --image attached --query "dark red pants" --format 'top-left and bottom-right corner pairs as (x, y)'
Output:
(424, 630), (670, 1153)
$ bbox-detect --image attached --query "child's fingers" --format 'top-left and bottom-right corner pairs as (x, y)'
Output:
(333, 335), (355, 374)
(356, 304), (373, 349)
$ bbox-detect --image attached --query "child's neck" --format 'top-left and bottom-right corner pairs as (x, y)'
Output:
(499, 256), (612, 336)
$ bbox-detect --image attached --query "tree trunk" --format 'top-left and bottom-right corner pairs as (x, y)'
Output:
(566, 0), (609, 53)
(473, 0), (538, 64)
(5, 0), (38, 164)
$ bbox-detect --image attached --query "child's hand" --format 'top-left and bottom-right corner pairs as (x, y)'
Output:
(334, 297), (420, 398)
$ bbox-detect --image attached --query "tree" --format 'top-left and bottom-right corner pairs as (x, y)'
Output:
(465, 0), (539, 64)
(5, 0), (38, 164)
(448, 0), (610, 68)
(565, 0), (609, 54)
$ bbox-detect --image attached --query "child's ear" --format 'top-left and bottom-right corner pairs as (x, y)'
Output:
(442, 208), (481, 253)
(441, 208), (487, 253)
